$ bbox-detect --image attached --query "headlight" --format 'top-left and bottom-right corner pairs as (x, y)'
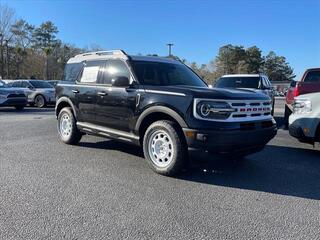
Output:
(194, 99), (236, 120)
(293, 99), (312, 114)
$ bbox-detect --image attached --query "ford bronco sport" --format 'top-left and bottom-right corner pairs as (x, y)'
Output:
(55, 50), (277, 176)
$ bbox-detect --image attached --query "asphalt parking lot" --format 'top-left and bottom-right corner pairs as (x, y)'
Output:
(1, 98), (320, 240)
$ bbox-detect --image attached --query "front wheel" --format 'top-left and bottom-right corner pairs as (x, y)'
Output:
(34, 95), (46, 108)
(143, 120), (187, 176)
(57, 107), (82, 145)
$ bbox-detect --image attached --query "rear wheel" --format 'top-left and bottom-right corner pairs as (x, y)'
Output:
(143, 120), (187, 176)
(57, 107), (82, 144)
(34, 95), (46, 108)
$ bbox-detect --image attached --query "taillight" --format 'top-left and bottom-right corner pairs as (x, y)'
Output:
(293, 84), (300, 97)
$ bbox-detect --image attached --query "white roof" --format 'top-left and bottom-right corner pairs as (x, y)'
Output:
(68, 50), (129, 63)
(221, 74), (264, 78)
(67, 49), (182, 65)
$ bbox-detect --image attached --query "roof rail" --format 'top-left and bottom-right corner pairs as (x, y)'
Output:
(75, 50), (128, 58)
(68, 49), (129, 63)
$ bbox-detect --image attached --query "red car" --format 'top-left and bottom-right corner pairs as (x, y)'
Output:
(284, 68), (320, 127)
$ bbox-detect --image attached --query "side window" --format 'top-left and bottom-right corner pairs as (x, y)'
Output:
(100, 60), (130, 85)
(12, 81), (21, 88)
(21, 81), (31, 88)
(304, 71), (320, 83)
(79, 61), (104, 83)
(63, 62), (84, 82)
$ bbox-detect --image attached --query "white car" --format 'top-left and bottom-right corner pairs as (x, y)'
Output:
(289, 92), (320, 144)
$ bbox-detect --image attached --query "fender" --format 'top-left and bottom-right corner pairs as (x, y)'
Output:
(135, 105), (188, 132)
(55, 97), (77, 118)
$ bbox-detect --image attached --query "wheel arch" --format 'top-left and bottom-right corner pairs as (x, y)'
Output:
(135, 106), (188, 144)
(55, 97), (77, 119)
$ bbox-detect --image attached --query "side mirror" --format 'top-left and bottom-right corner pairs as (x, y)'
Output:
(111, 76), (130, 87)
(28, 85), (35, 90)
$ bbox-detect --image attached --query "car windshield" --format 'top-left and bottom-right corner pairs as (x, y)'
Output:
(216, 77), (261, 89)
(29, 80), (53, 88)
(0, 80), (6, 88)
(131, 61), (207, 87)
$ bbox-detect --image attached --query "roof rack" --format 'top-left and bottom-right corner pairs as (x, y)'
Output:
(69, 49), (129, 63)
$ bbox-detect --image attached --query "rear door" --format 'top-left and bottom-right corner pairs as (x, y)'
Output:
(95, 59), (138, 132)
(73, 60), (104, 123)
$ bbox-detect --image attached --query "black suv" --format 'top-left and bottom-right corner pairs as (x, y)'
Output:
(56, 50), (277, 176)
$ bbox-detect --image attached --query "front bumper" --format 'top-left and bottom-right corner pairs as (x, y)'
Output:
(289, 121), (316, 144)
(0, 98), (27, 107)
(183, 122), (277, 154)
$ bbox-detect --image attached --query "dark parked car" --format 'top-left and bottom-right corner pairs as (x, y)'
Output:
(215, 74), (275, 115)
(0, 80), (27, 110)
(55, 50), (277, 176)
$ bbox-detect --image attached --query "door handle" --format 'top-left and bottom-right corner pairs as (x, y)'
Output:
(72, 89), (79, 94)
(97, 91), (108, 96)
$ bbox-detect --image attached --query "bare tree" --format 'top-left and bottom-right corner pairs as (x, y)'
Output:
(0, 3), (15, 78)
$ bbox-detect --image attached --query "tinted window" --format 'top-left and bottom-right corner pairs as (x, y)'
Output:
(304, 70), (320, 83)
(79, 61), (104, 83)
(216, 77), (261, 89)
(29, 80), (53, 88)
(63, 62), (83, 82)
(21, 81), (31, 88)
(11, 81), (21, 88)
(131, 61), (207, 87)
(99, 60), (131, 85)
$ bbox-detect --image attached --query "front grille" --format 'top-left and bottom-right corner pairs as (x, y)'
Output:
(7, 93), (25, 98)
(228, 100), (272, 121)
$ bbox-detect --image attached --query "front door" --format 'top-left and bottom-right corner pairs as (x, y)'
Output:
(95, 59), (138, 132)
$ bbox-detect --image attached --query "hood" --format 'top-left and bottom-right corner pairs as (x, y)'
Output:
(146, 85), (270, 100)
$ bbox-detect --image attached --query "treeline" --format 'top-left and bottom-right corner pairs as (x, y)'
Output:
(180, 45), (295, 84)
(0, 4), (295, 83)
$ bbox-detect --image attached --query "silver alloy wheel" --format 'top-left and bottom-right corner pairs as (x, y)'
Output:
(59, 113), (72, 138)
(35, 95), (45, 108)
(148, 130), (174, 168)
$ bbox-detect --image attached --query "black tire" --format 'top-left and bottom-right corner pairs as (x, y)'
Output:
(57, 107), (82, 145)
(284, 105), (291, 128)
(15, 106), (25, 111)
(143, 120), (187, 176)
(34, 94), (46, 108)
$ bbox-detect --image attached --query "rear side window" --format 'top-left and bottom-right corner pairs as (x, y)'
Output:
(304, 70), (320, 83)
(99, 60), (130, 85)
(12, 81), (21, 87)
(79, 61), (104, 83)
(63, 63), (83, 82)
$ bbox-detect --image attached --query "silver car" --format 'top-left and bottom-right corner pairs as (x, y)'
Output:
(0, 80), (27, 110)
(8, 80), (56, 108)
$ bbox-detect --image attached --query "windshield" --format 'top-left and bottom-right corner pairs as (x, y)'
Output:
(0, 80), (6, 88)
(216, 77), (261, 89)
(29, 80), (53, 89)
(131, 61), (207, 87)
